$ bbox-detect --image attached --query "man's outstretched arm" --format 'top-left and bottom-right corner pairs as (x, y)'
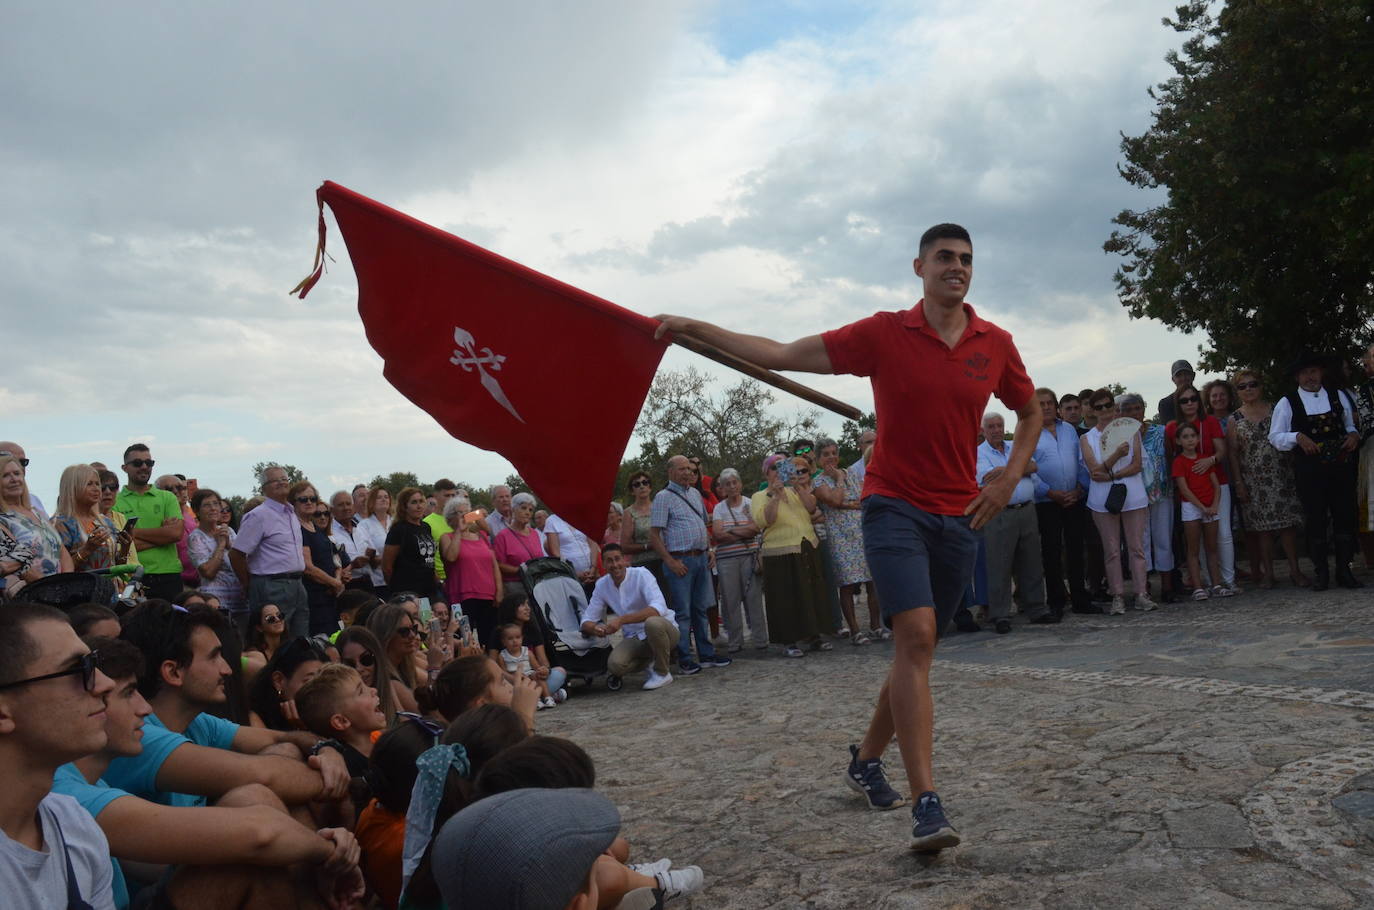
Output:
(654, 315), (834, 375)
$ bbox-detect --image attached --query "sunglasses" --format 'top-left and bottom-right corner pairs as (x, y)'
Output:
(342, 651), (376, 669)
(126, 459), (155, 468)
(1178, 396), (1200, 405)
(100, 483), (119, 492)
(313, 510), (330, 518)
(295, 495), (319, 504)
(630, 479), (650, 488)
(1092, 402), (1113, 410)
(262, 614), (284, 624)
(1236, 381), (1260, 390)
(0, 650), (99, 692)
(793, 446), (813, 455)
(9, 458), (31, 468)
(396, 625), (418, 638)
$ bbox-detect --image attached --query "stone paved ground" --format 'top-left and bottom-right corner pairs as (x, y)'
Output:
(539, 582), (1374, 908)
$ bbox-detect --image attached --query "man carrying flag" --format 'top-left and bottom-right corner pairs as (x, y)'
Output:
(656, 223), (1039, 851)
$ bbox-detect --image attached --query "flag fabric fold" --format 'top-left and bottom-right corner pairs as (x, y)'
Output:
(295, 181), (667, 539)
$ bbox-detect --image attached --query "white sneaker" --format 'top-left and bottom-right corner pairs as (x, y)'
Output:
(539, 695), (556, 709)
(654, 864), (705, 901)
(553, 687), (568, 703)
(642, 670), (673, 690)
(1134, 592), (1157, 612)
(628, 857), (673, 877)
(1109, 596), (1126, 615)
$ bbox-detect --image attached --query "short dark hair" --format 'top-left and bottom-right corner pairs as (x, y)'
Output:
(917, 223), (972, 258)
(86, 636), (145, 683)
(433, 478), (457, 493)
(122, 444), (150, 463)
(1059, 393), (1081, 406)
(1176, 421), (1201, 439)
(498, 591), (528, 617)
(0, 602), (70, 687)
(119, 600), (225, 698)
(190, 488), (220, 514)
(416, 655), (493, 722)
(65, 603), (119, 638)
(601, 542), (623, 557)
(473, 735), (594, 800)
(1089, 388), (1115, 410)
(368, 720), (440, 815)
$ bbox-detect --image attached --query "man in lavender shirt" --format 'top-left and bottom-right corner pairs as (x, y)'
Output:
(229, 465), (309, 640)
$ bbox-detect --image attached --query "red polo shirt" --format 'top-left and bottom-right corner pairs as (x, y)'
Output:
(822, 300), (1034, 516)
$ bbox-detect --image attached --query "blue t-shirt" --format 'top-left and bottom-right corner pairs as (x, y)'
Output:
(101, 723), (202, 808)
(147, 711), (239, 751)
(51, 765), (130, 910)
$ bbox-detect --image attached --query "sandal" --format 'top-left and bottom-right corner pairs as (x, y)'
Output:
(851, 631), (872, 645)
(1212, 584), (1235, 598)
(1191, 588), (1210, 601)
(810, 638), (834, 652)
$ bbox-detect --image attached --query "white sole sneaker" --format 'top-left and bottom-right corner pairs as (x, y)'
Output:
(642, 672), (673, 690)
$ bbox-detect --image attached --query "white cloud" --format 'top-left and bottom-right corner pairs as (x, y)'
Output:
(3, 0), (1206, 507)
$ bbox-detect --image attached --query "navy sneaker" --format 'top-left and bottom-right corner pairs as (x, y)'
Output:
(910, 791), (960, 851)
(702, 655), (732, 668)
(843, 745), (906, 810)
(677, 659), (702, 676)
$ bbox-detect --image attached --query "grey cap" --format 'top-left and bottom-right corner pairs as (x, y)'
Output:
(433, 788), (620, 910)
(1170, 359), (1195, 378)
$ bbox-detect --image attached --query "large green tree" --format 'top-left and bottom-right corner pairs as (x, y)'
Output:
(632, 367), (822, 494)
(1105, 0), (1374, 385)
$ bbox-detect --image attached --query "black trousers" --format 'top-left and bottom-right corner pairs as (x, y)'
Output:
(1037, 501), (1088, 609)
(1293, 456), (1358, 555)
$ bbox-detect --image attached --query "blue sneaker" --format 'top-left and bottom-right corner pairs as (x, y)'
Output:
(843, 745), (906, 810)
(677, 659), (702, 676)
(702, 655), (732, 668)
(910, 791), (960, 851)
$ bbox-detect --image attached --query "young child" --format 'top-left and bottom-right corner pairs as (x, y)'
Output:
(498, 622), (556, 709)
(295, 662), (388, 776)
(1171, 422), (1227, 601)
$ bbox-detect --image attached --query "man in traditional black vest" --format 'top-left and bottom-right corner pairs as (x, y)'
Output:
(1269, 351), (1364, 591)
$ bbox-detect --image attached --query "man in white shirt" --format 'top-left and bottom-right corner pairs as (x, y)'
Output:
(486, 485), (513, 538)
(581, 544), (680, 690)
(849, 428), (877, 481)
(977, 413), (1048, 632)
(0, 603), (117, 910)
(1269, 351), (1363, 591)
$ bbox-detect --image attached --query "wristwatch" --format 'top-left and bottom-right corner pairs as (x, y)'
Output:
(309, 738), (345, 757)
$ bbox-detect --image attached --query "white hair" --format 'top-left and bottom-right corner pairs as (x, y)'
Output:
(718, 467), (741, 483)
(511, 492), (537, 510)
(443, 496), (467, 525)
(490, 484), (511, 498)
(982, 411), (1004, 425)
(608, 501), (624, 515)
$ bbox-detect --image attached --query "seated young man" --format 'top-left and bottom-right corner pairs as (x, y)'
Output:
(294, 662), (387, 778)
(113, 600), (349, 806)
(0, 602), (117, 910)
(52, 638), (364, 910)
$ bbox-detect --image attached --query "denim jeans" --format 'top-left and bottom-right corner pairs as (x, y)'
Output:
(664, 553), (716, 662)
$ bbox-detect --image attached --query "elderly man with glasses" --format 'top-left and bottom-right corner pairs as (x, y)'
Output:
(230, 466), (310, 639)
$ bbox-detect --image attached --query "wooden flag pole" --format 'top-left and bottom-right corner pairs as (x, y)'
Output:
(669, 332), (863, 420)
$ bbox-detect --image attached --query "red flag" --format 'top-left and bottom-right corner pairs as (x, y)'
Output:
(294, 181), (666, 538)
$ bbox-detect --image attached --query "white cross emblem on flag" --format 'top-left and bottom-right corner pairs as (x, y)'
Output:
(450, 327), (525, 423)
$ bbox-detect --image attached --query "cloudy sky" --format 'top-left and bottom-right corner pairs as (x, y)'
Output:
(3, 0), (1211, 506)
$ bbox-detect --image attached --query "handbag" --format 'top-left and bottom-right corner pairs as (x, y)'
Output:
(1105, 482), (1128, 514)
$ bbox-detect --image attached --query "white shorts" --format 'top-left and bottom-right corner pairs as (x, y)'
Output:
(1181, 500), (1218, 523)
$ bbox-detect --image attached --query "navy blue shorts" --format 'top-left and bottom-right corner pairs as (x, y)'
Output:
(861, 494), (979, 637)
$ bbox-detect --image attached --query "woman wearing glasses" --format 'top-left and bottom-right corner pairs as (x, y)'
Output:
(1226, 369), (1307, 588)
(292, 482), (346, 636)
(244, 603), (288, 665)
(336, 626), (398, 725)
(51, 463), (120, 573)
(367, 603), (422, 713)
(187, 488), (245, 628)
(1167, 385), (1239, 595)
(1080, 390), (1153, 614)
(619, 471), (669, 598)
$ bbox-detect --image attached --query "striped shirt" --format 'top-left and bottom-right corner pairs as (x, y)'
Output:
(711, 498), (758, 559)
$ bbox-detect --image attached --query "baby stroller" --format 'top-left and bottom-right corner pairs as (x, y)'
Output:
(17, 565), (144, 613)
(518, 557), (614, 690)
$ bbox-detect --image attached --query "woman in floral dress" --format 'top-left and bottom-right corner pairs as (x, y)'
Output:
(1226, 369), (1307, 588)
(812, 440), (882, 644)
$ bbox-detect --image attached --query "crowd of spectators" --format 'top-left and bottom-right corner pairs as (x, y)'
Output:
(2, 344), (1373, 908)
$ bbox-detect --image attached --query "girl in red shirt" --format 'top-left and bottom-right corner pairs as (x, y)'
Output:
(1172, 423), (1226, 601)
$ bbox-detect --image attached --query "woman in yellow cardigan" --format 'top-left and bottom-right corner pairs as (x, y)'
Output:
(751, 454), (833, 657)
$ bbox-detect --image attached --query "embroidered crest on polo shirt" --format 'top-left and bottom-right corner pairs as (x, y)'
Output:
(450, 327), (526, 423)
(964, 351), (990, 381)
